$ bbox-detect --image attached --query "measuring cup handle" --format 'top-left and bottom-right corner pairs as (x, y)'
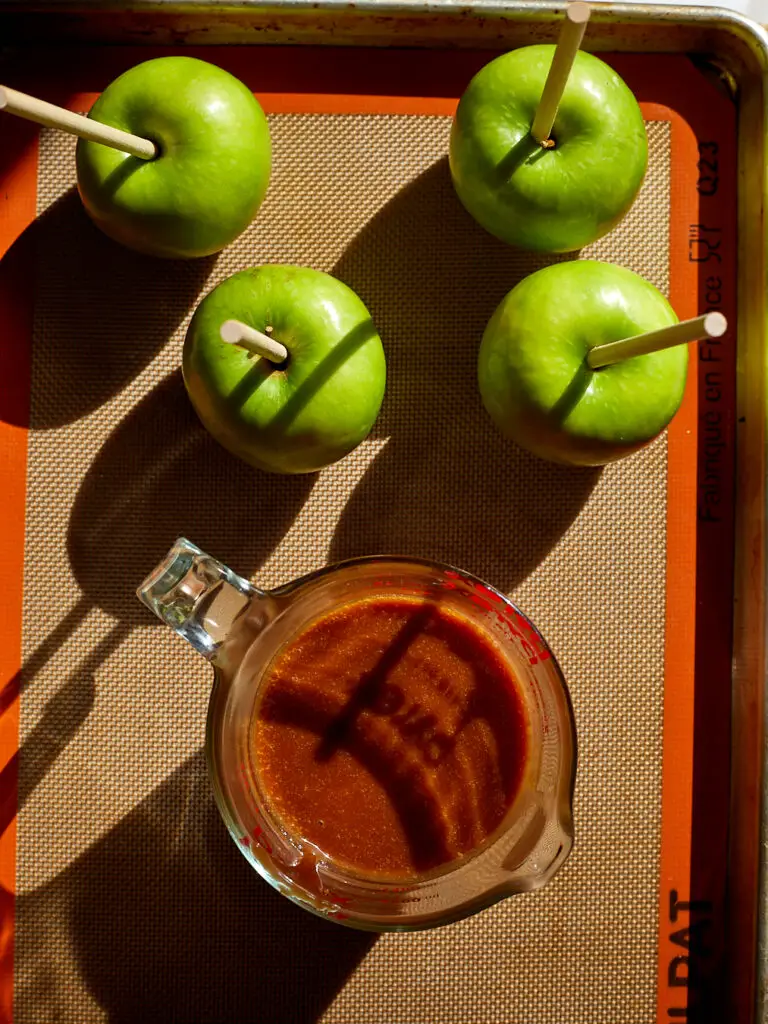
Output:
(136, 537), (261, 660)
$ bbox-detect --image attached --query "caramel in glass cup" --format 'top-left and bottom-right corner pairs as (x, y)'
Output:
(138, 539), (576, 931)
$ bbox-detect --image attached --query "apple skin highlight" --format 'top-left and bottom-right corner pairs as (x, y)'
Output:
(450, 47), (648, 253)
(477, 261), (688, 466)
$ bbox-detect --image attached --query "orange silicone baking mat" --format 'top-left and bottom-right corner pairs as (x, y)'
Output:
(0, 46), (736, 1023)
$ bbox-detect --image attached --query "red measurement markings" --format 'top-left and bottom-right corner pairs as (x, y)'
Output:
(237, 762), (273, 855)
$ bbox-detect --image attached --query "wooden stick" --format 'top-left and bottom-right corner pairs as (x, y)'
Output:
(220, 320), (289, 364)
(531, 3), (591, 146)
(587, 312), (727, 370)
(0, 85), (157, 160)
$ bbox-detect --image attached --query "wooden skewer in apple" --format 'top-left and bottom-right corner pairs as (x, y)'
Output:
(220, 320), (289, 364)
(0, 57), (272, 259)
(587, 312), (727, 370)
(449, 2), (647, 253)
(530, 2), (591, 148)
(0, 85), (157, 158)
(478, 260), (724, 466)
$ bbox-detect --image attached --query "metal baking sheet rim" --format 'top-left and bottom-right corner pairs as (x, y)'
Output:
(1, 3), (767, 1022)
(1, 0), (768, 56)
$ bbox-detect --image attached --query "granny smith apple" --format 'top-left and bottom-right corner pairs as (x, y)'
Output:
(478, 260), (688, 465)
(450, 48), (647, 252)
(76, 57), (270, 258)
(183, 265), (386, 474)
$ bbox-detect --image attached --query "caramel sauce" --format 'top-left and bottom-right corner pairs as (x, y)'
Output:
(250, 596), (530, 879)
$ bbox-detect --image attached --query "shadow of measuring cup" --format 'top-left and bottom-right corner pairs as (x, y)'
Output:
(13, 750), (374, 1024)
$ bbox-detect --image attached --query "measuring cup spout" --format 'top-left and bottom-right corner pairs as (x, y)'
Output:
(136, 537), (262, 660)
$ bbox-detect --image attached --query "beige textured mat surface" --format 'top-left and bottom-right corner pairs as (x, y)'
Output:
(15, 115), (670, 1023)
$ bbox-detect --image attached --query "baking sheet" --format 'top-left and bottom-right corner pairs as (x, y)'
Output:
(0, 39), (747, 1024)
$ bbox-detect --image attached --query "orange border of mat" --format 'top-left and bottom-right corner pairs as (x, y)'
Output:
(0, 110), (37, 1024)
(0, 48), (737, 1024)
(625, 55), (737, 1022)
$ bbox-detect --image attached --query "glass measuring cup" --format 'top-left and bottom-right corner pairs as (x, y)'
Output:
(137, 539), (576, 931)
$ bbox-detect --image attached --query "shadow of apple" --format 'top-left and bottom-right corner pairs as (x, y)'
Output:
(329, 157), (599, 591)
(66, 369), (316, 629)
(6, 371), (316, 821)
(0, 188), (216, 430)
(12, 626), (128, 826)
(13, 751), (374, 1024)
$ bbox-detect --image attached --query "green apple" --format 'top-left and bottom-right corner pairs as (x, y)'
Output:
(76, 57), (270, 258)
(449, 48), (647, 253)
(183, 265), (386, 474)
(478, 260), (688, 465)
